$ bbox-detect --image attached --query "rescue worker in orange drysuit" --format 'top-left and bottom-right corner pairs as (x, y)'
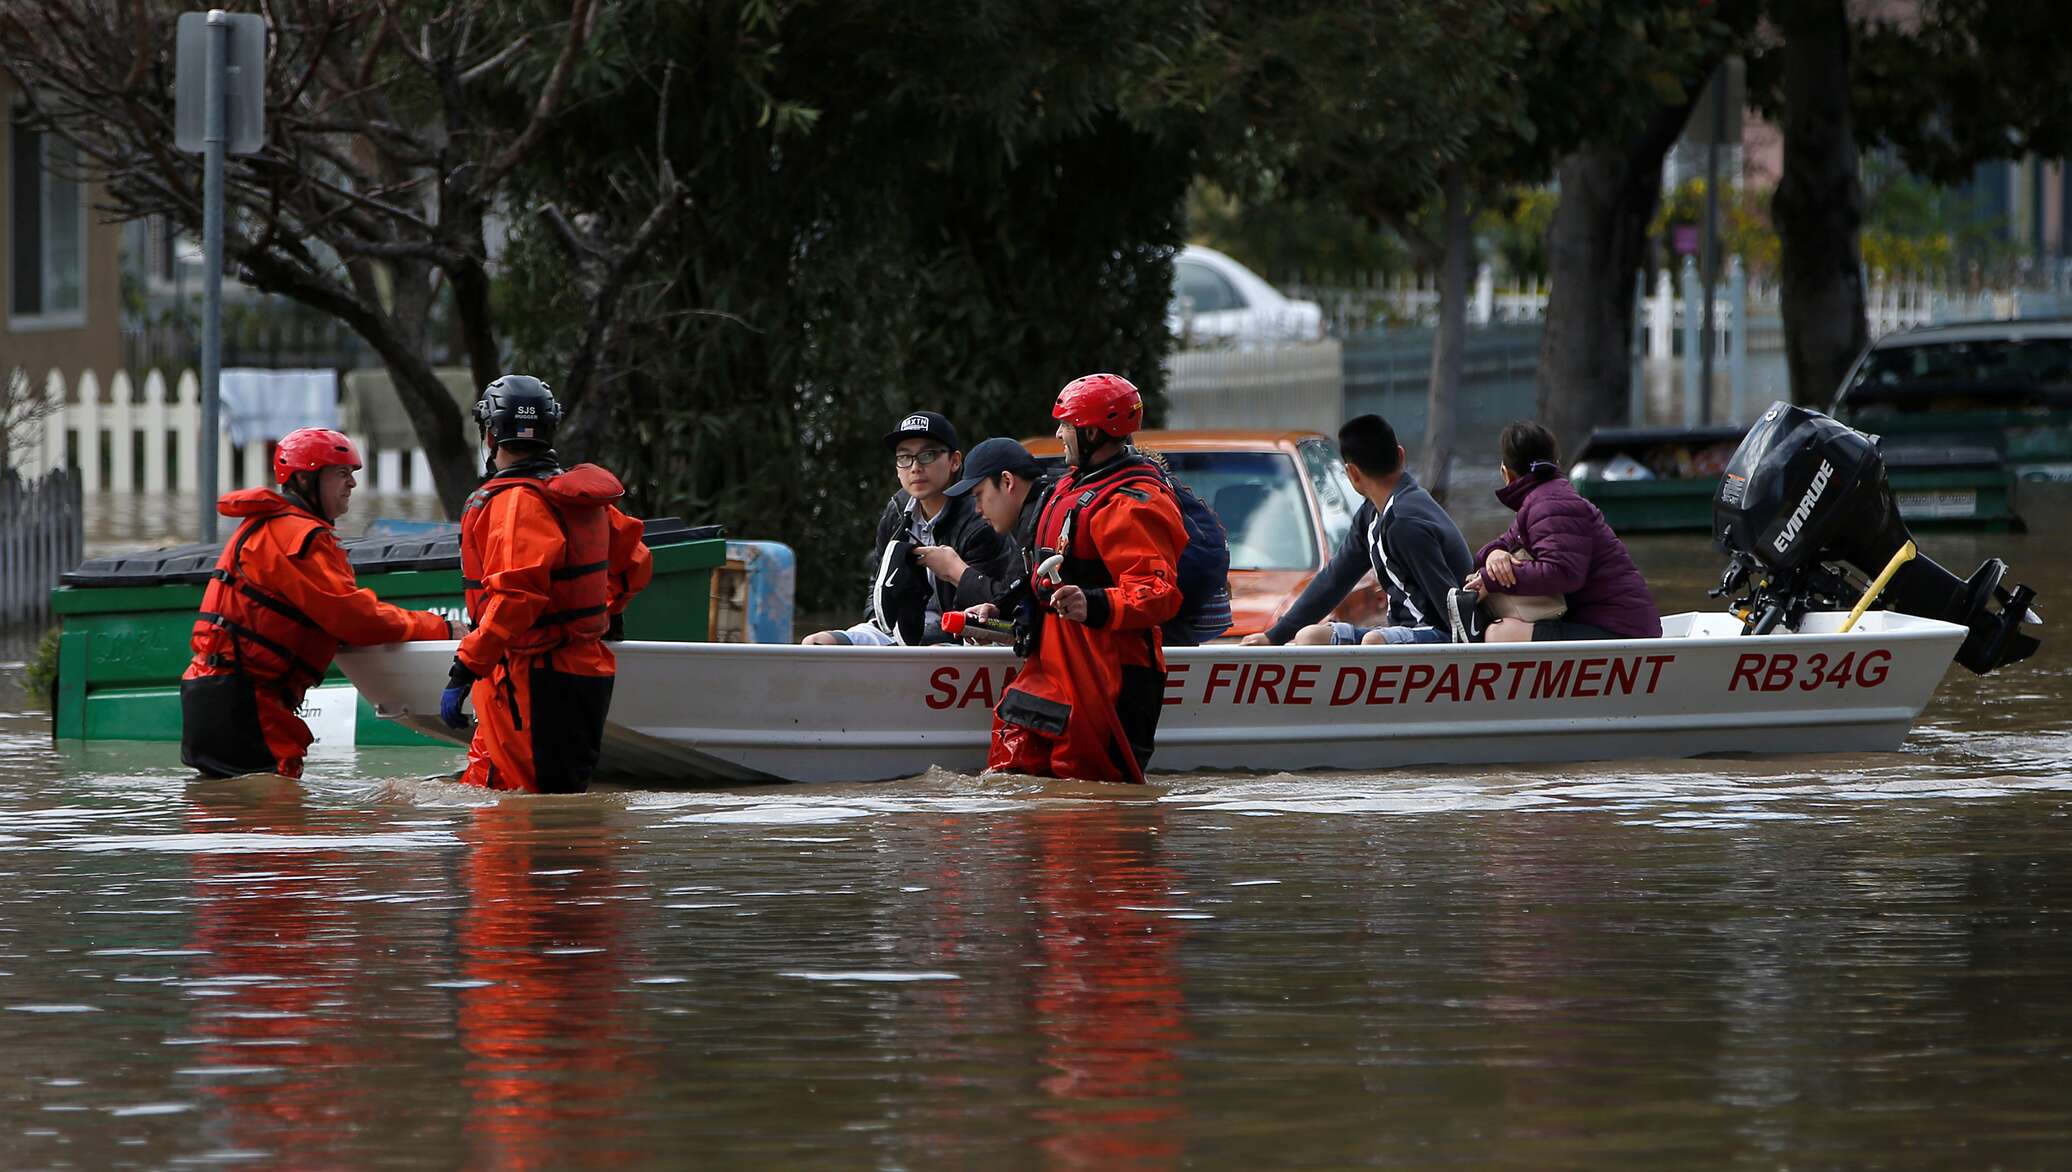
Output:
(182, 428), (454, 779)
(440, 375), (652, 793)
(970, 374), (1188, 784)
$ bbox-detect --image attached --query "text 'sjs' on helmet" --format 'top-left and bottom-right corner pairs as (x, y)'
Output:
(1052, 373), (1143, 440)
(474, 374), (563, 448)
(273, 428), (362, 483)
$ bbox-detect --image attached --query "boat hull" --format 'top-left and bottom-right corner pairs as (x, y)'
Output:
(335, 611), (1965, 785)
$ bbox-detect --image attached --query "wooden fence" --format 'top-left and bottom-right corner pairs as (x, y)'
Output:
(1, 469), (83, 630)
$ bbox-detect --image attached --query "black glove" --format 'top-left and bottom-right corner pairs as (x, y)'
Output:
(440, 657), (478, 730)
(605, 612), (626, 642)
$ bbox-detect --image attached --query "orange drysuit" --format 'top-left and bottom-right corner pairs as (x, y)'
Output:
(182, 488), (449, 778)
(990, 455), (1187, 784)
(456, 460), (652, 793)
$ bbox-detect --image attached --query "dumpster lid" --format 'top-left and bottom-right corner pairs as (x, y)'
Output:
(60, 517), (722, 587)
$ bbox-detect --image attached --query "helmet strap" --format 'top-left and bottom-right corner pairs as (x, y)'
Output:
(1071, 425), (1114, 468)
(281, 474), (327, 523)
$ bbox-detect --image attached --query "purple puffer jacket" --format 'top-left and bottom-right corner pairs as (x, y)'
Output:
(1476, 474), (1662, 638)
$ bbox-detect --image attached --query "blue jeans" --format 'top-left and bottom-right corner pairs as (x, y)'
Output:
(1327, 622), (1449, 646)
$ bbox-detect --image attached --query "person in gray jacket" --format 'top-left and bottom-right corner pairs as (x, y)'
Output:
(1240, 414), (1474, 646)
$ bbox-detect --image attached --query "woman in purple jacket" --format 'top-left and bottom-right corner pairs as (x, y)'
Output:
(1462, 420), (1662, 643)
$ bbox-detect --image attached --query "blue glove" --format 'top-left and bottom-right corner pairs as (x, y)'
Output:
(440, 658), (477, 729)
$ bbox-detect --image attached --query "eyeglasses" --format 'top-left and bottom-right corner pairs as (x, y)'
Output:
(894, 448), (949, 470)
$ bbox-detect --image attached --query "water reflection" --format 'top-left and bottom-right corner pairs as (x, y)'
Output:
(182, 777), (369, 1164)
(455, 802), (643, 1169)
(1021, 807), (1190, 1168)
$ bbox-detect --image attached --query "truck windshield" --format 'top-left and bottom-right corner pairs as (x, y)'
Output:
(1160, 451), (1318, 571)
(1843, 337), (2072, 409)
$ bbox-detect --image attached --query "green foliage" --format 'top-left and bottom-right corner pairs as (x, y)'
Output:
(1650, 178), (1780, 275)
(1478, 187), (1560, 281)
(1186, 181), (1408, 283)
(1859, 156), (2020, 278)
(17, 626), (59, 708)
(1180, 0), (1734, 226)
(495, 0), (1200, 609)
(1851, 1), (2072, 186)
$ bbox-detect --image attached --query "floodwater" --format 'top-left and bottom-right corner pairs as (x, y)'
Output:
(3, 488), (2069, 1168)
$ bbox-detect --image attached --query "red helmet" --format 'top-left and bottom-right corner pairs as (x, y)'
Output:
(273, 427), (363, 484)
(1052, 373), (1143, 438)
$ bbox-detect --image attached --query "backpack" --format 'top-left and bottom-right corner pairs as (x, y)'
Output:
(1162, 473), (1233, 645)
(1048, 462), (1233, 646)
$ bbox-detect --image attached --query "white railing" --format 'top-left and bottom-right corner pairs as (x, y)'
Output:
(1288, 261), (2045, 353)
(2, 367), (437, 497)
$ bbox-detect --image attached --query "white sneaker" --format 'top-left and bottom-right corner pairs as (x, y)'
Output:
(1447, 589), (1483, 644)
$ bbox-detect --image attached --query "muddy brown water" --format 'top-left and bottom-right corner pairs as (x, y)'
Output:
(1, 484), (2068, 1168)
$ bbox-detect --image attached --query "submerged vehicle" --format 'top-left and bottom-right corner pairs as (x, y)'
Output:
(338, 405), (2041, 785)
(1571, 424), (2022, 533)
(1832, 319), (2072, 484)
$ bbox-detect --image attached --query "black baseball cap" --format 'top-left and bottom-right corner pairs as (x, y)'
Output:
(883, 410), (959, 452)
(944, 437), (1043, 497)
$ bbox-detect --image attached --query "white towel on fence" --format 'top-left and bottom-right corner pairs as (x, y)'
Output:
(218, 368), (338, 447)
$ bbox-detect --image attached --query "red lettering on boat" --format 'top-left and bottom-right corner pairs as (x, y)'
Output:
(1330, 666), (1367, 706)
(1606, 657), (1639, 695)
(1857, 649), (1890, 687)
(1285, 663), (1320, 706)
(1465, 662), (1500, 702)
(1761, 655), (1798, 691)
(1505, 661), (1535, 700)
(1643, 654), (1674, 693)
(1729, 654), (1763, 692)
(958, 668), (996, 709)
(1164, 662), (1191, 706)
(1572, 657), (1608, 698)
(1430, 663), (1461, 702)
(926, 666), (959, 710)
(1530, 658), (1574, 700)
(1400, 663), (1434, 704)
(1367, 664), (1401, 705)
(1247, 663), (1287, 705)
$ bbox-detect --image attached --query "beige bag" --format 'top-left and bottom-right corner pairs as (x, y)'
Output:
(1484, 551), (1567, 621)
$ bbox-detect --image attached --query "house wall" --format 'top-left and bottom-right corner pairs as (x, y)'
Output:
(1, 77), (125, 400)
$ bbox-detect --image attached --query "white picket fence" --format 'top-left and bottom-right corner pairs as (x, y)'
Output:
(2, 367), (437, 496)
(1289, 261), (2051, 356)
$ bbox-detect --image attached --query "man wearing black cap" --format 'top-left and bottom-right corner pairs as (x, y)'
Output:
(802, 411), (1013, 646)
(918, 437), (1064, 607)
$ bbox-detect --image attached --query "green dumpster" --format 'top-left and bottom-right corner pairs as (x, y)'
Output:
(49, 519), (725, 747)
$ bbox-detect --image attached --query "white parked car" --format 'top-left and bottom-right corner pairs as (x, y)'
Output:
(1168, 244), (1325, 346)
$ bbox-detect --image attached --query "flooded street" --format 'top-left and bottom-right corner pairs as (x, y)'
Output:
(3, 487), (2069, 1167)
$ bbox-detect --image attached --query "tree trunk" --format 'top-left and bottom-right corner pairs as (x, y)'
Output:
(1536, 95), (1709, 458)
(1420, 169), (1472, 502)
(1773, 0), (1869, 408)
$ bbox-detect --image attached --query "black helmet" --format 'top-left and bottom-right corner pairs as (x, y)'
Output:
(474, 374), (562, 447)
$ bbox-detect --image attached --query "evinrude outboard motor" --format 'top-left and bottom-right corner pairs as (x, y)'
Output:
(1711, 402), (2039, 674)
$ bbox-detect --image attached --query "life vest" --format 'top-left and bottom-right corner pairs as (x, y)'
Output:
(1039, 458), (1178, 591)
(190, 496), (336, 696)
(460, 465), (619, 654)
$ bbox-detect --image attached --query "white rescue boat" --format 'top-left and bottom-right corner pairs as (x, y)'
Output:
(335, 610), (1966, 785)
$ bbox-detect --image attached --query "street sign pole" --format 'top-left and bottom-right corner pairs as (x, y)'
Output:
(198, 10), (227, 543)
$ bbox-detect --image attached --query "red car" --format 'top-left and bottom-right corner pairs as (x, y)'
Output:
(1022, 429), (1388, 639)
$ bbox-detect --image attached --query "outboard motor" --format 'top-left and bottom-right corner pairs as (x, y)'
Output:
(1711, 402), (2039, 674)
